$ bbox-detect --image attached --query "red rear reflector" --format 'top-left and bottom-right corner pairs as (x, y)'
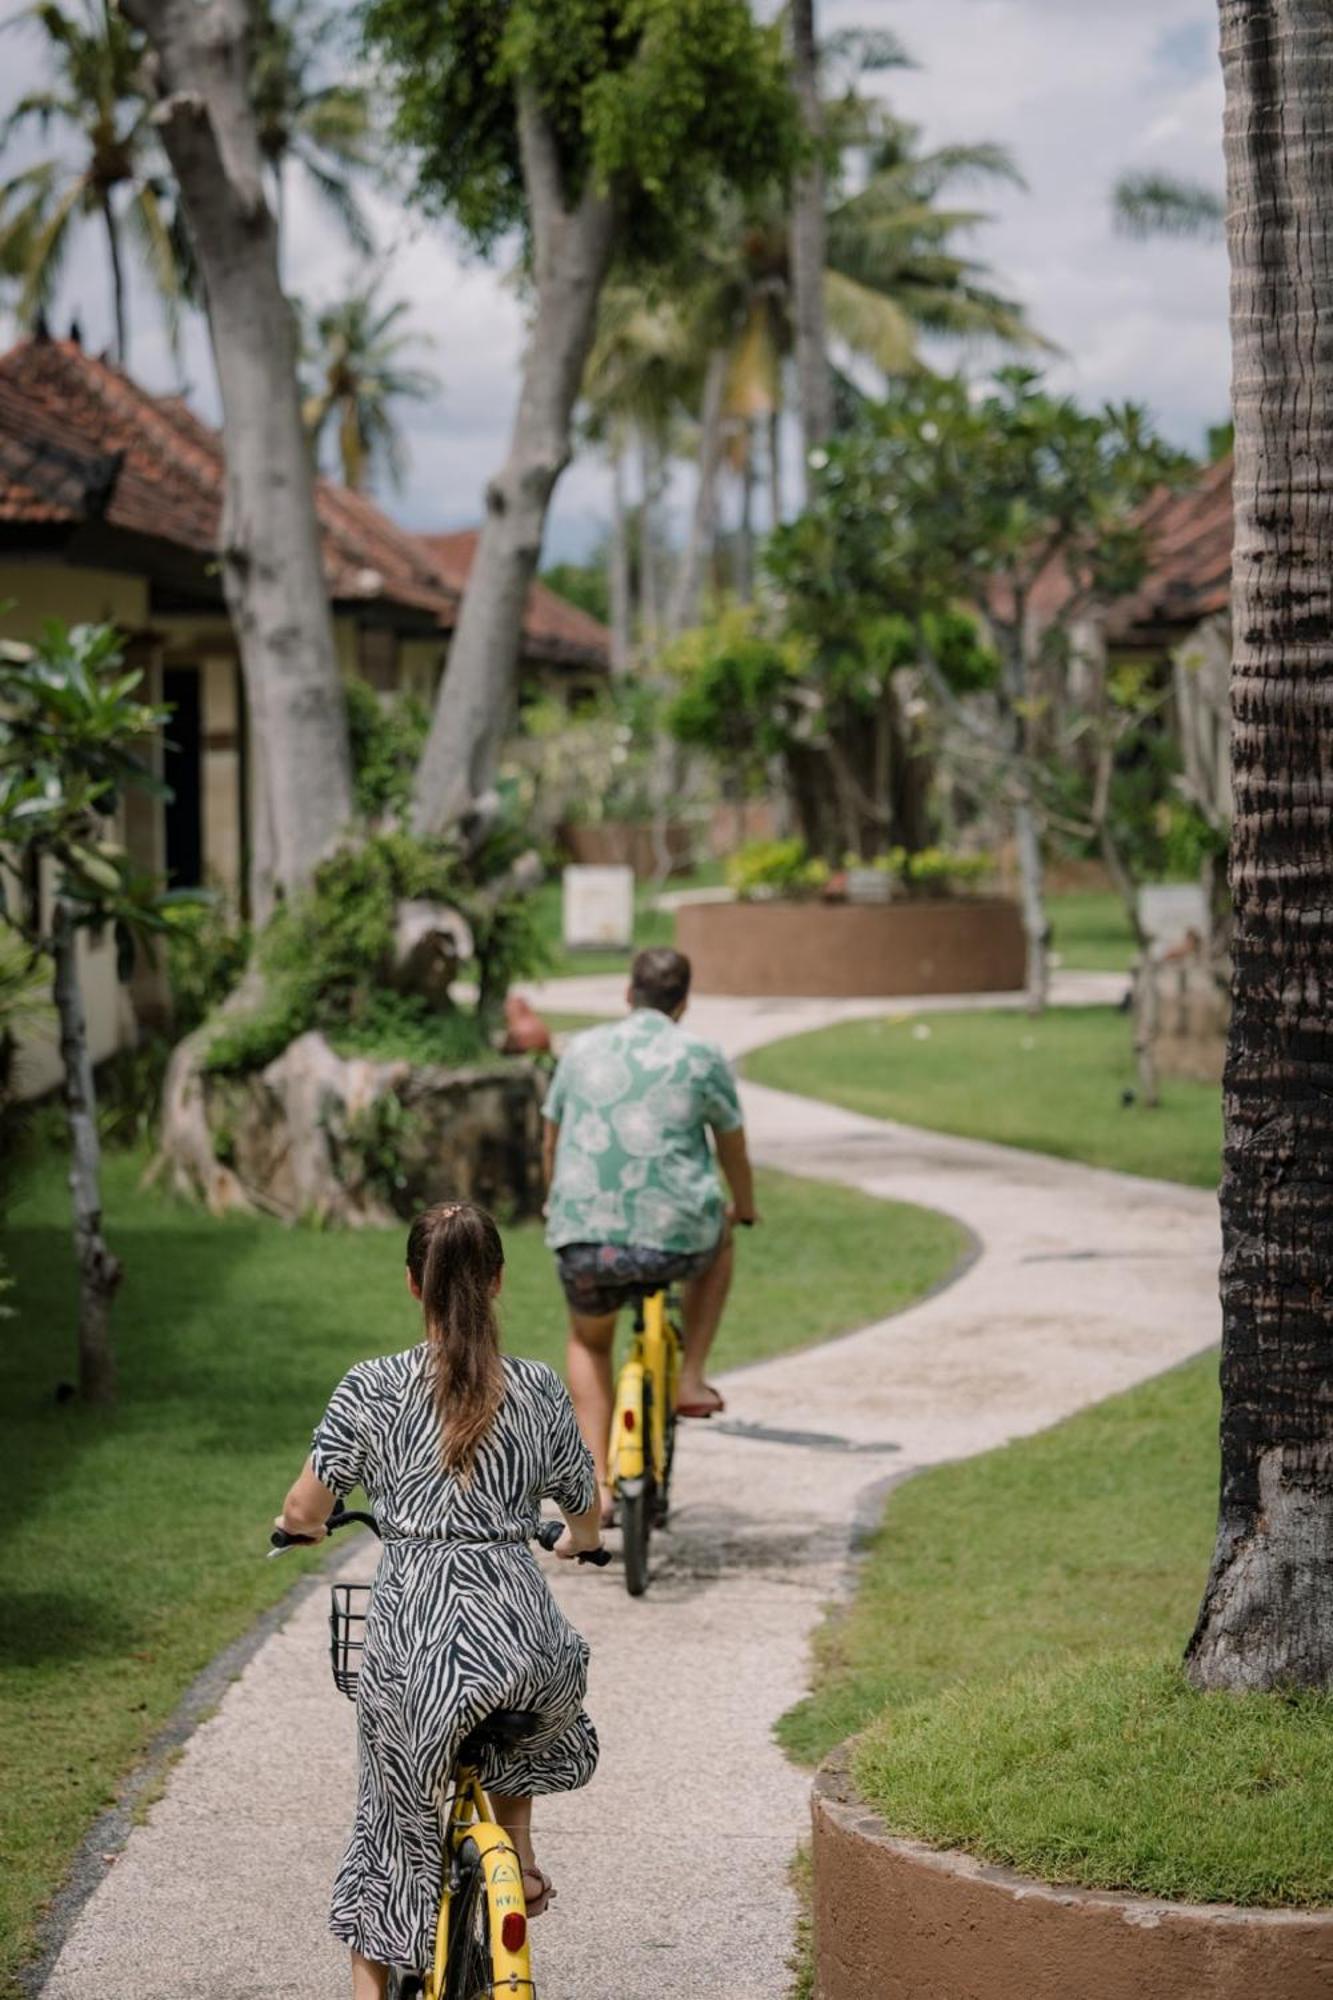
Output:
(501, 1911), (527, 1953)
(623, 1409), (636, 1431)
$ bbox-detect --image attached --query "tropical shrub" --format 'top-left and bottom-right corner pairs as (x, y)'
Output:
(727, 838), (992, 902)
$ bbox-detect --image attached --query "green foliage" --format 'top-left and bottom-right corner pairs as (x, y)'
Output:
(203, 830), (547, 1075)
(343, 675), (431, 822)
(511, 682), (663, 833)
(726, 838), (992, 902)
(540, 560), (610, 626)
(361, 0), (797, 268)
(0, 620), (192, 967)
(330, 992), (493, 1067)
(727, 838), (829, 901)
(0, 917), (50, 1098)
(163, 902), (251, 1037)
(665, 605), (806, 787)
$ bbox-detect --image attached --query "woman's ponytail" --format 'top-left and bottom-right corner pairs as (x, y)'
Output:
(406, 1202), (506, 1477)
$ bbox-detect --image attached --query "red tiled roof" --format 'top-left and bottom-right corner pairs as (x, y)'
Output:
(1104, 454), (1232, 643)
(0, 338), (454, 623)
(416, 529), (611, 667)
(986, 455), (1234, 647)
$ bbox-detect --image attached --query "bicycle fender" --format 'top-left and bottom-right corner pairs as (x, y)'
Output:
(611, 1359), (647, 1482)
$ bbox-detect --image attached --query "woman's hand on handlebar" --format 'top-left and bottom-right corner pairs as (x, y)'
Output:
(554, 1524), (602, 1562)
(272, 1512), (327, 1544)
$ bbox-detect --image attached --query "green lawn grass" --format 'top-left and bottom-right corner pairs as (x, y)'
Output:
(780, 1355), (1333, 1907)
(745, 1006), (1221, 1188)
(0, 1151), (962, 1989)
(1048, 888), (1137, 972)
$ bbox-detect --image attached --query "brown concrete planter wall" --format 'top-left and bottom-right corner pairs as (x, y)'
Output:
(676, 897), (1025, 998)
(559, 820), (692, 880)
(812, 1749), (1333, 2000)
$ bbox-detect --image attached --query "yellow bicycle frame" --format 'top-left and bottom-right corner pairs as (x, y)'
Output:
(608, 1290), (679, 1491)
(425, 1772), (534, 1998)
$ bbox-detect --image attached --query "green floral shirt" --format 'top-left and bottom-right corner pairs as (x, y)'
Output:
(542, 1009), (744, 1253)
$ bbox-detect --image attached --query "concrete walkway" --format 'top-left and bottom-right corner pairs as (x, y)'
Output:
(40, 980), (1217, 2000)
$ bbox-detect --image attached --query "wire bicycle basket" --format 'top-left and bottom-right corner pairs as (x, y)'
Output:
(329, 1582), (372, 1700)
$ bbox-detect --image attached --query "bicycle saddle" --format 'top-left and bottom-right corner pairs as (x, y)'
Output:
(458, 1708), (542, 1763)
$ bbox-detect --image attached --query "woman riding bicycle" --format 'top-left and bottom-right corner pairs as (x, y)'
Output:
(276, 1200), (604, 2000)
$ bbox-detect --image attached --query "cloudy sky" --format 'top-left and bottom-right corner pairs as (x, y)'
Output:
(0, 0), (1229, 562)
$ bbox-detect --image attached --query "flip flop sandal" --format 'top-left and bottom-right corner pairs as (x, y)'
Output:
(523, 1867), (556, 1917)
(677, 1388), (726, 1419)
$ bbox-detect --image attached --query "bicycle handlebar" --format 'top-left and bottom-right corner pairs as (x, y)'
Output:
(269, 1509), (610, 1564)
(535, 1518), (613, 1566)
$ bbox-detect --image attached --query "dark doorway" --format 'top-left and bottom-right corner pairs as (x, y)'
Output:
(162, 666), (203, 888)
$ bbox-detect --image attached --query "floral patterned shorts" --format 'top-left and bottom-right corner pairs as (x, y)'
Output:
(555, 1240), (719, 1318)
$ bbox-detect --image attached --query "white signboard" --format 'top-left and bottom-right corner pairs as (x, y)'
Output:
(563, 864), (634, 951)
(1139, 882), (1209, 955)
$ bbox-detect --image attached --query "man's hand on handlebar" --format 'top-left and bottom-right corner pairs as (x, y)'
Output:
(272, 1512), (328, 1545)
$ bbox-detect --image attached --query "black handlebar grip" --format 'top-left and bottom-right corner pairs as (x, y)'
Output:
(536, 1519), (612, 1564)
(269, 1526), (319, 1549)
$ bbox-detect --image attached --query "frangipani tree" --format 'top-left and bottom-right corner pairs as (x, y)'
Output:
(0, 621), (187, 1404)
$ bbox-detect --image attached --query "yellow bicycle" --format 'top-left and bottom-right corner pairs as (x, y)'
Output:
(608, 1287), (682, 1597)
(273, 1508), (607, 1997)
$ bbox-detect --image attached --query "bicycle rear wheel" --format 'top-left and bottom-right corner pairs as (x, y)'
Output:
(621, 1381), (655, 1597)
(442, 1838), (494, 2000)
(387, 1974), (425, 2000)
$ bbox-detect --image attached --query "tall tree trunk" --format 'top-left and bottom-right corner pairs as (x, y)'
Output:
(638, 426), (662, 657)
(123, 0), (353, 902)
(101, 198), (127, 366)
(789, 0), (834, 492)
(767, 405), (783, 530)
(412, 86), (617, 833)
(667, 348), (727, 636)
(608, 436), (632, 676)
(51, 903), (120, 1403)
(736, 425), (756, 603)
(1186, 0), (1333, 1692)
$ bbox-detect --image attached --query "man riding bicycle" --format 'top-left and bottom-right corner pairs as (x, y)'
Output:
(541, 946), (757, 1519)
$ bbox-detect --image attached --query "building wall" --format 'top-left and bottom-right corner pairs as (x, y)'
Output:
(0, 560), (148, 635)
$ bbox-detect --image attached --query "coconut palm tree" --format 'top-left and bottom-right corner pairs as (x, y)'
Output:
(1184, 0), (1333, 1693)
(302, 283), (438, 492)
(0, 0), (184, 363)
(1113, 170), (1225, 241)
(249, 0), (375, 254)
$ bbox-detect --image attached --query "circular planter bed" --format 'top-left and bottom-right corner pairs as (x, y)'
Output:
(811, 1746), (1333, 2000)
(676, 897), (1025, 998)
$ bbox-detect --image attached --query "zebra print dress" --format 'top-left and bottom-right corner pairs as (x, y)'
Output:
(310, 1348), (600, 1970)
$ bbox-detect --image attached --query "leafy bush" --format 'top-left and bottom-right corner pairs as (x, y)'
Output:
(728, 839), (830, 901)
(508, 683), (666, 838)
(344, 676), (431, 823)
(203, 831), (548, 1076)
(330, 993), (493, 1067)
(727, 839), (992, 902)
(164, 902), (251, 1036)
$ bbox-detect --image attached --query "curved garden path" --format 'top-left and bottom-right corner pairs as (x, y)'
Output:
(38, 974), (1219, 2000)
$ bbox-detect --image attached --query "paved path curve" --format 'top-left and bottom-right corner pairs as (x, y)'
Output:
(40, 979), (1219, 2000)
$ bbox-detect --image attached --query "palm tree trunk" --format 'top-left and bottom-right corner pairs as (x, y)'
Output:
(122, 0), (353, 903)
(52, 902), (121, 1403)
(667, 348), (727, 635)
(789, 0), (834, 489)
(412, 85), (616, 832)
(609, 437), (632, 676)
(100, 196), (128, 366)
(736, 426), (756, 603)
(638, 426), (661, 655)
(767, 406), (783, 530)
(1186, 0), (1333, 1692)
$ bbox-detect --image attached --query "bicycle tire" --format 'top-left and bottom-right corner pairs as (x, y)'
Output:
(621, 1380), (654, 1597)
(387, 1973), (425, 2000)
(442, 1836), (493, 2000)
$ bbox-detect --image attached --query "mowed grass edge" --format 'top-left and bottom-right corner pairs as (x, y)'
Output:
(781, 1353), (1333, 1908)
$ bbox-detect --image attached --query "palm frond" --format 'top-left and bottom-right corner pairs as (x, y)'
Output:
(823, 268), (920, 375)
(294, 147), (374, 254)
(1112, 172), (1225, 241)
